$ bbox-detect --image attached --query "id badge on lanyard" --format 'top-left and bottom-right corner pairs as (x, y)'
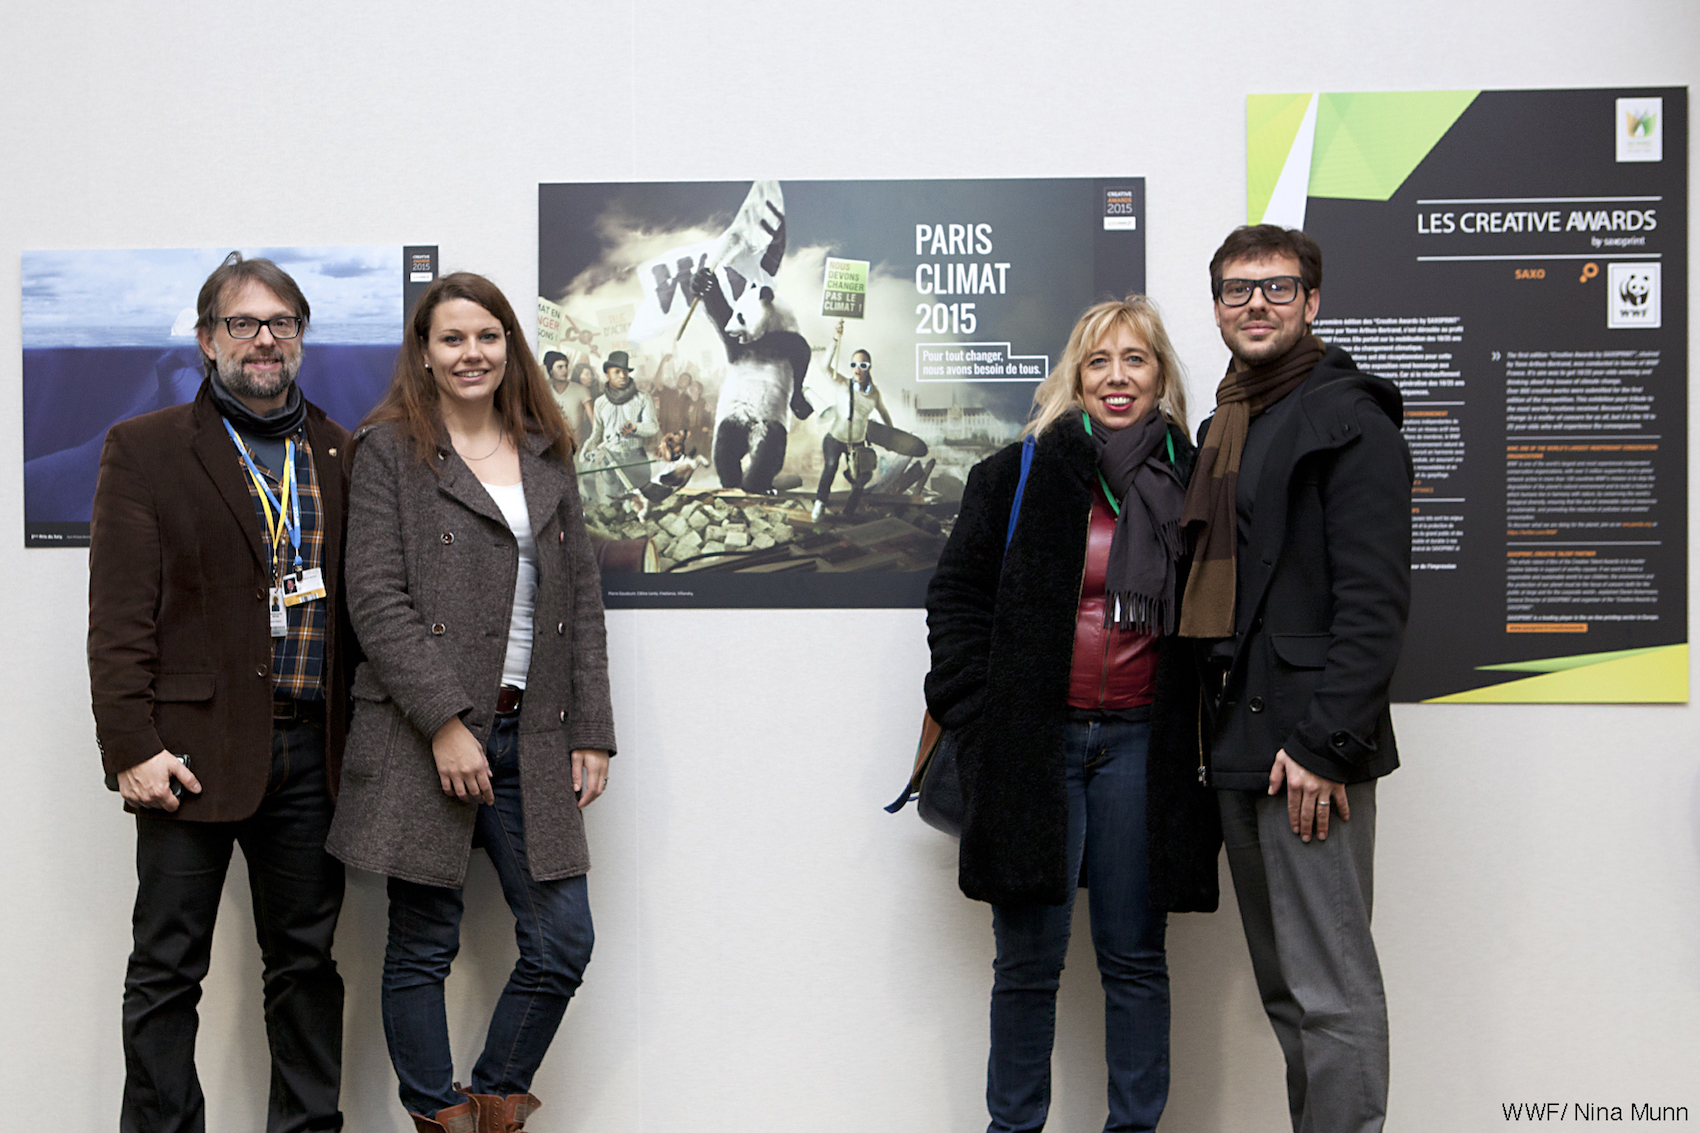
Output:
(224, 421), (324, 635)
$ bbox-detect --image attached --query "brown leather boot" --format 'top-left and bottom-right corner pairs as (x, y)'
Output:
(457, 1087), (543, 1132)
(407, 1100), (477, 1133)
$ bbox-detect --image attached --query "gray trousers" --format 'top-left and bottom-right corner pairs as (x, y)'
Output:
(1218, 782), (1388, 1133)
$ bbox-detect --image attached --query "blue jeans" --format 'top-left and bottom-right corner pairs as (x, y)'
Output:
(123, 715), (345, 1133)
(380, 714), (594, 1115)
(988, 717), (1169, 1133)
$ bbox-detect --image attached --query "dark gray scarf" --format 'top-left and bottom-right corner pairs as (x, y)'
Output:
(1085, 409), (1186, 634)
(208, 374), (307, 439)
(601, 378), (639, 406)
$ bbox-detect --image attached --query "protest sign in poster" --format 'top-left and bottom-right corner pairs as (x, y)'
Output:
(1248, 88), (1687, 701)
(822, 257), (869, 320)
(539, 178), (1146, 608)
(21, 245), (435, 547)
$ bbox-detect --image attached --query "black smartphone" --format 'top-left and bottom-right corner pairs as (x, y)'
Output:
(169, 753), (192, 799)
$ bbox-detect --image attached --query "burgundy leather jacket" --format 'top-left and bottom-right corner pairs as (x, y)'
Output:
(1066, 489), (1157, 709)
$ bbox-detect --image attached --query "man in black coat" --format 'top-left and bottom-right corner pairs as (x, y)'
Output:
(1181, 225), (1411, 1133)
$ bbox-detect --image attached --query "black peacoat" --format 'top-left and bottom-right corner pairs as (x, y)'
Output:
(925, 413), (1221, 910)
(1198, 347), (1413, 790)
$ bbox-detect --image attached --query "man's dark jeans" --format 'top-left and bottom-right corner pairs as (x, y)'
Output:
(122, 715), (345, 1133)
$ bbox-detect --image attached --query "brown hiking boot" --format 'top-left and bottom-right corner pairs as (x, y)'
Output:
(458, 1087), (543, 1132)
(407, 1099), (477, 1133)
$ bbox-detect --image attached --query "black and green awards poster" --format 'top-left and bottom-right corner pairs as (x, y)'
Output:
(538, 178), (1145, 609)
(1248, 88), (1687, 702)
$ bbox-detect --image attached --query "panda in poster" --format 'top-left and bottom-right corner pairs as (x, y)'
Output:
(690, 238), (814, 493)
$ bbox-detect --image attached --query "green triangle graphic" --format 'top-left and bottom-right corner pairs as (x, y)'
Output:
(1307, 90), (1479, 201)
(1246, 94), (1315, 224)
(1426, 644), (1687, 704)
(1477, 646), (1671, 673)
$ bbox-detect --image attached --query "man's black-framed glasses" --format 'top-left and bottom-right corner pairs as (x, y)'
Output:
(219, 315), (303, 340)
(1215, 276), (1304, 307)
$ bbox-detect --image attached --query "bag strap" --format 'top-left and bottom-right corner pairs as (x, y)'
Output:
(889, 435), (1039, 816)
(1004, 433), (1036, 549)
(884, 710), (946, 812)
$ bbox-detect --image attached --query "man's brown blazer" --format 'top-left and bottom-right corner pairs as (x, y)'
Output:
(88, 380), (354, 822)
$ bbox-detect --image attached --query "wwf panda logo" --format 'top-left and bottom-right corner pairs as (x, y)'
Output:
(1606, 263), (1660, 329)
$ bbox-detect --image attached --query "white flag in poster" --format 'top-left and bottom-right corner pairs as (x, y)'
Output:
(628, 180), (786, 341)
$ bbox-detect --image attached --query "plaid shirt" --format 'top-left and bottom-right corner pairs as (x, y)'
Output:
(231, 430), (327, 702)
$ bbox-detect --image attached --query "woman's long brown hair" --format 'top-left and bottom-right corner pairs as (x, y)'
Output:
(362, 272), (573, 463)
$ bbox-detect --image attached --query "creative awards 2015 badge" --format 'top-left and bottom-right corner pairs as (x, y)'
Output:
(1616, 97), (1662, 162)
(1607, 262), (1660, 329)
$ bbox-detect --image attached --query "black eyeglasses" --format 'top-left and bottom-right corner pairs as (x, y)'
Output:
(1215, 276), (1304, 307)
(850, 361), (871, 370)
(219, 316), (303, 340)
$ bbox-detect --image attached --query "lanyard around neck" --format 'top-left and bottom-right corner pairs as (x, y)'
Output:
(1081, 411), (1175, 517)
(222, 419), (302, 574)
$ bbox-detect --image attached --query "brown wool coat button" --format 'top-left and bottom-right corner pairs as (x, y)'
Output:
(255, 665), (267, 677)
(256, 587), (266, 600)
(430, 623), (446, 635)
(441, 532), (454, 544)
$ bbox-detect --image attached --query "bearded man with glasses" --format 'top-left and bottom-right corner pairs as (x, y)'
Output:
(1178, 225), (1412, 1133)
(89, 252), (354, 1132)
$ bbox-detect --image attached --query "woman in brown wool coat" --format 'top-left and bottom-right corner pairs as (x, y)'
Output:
(326, 272), (616, 1133)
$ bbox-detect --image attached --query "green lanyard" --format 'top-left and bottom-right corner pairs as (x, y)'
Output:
(1082, 411), (1174, 517)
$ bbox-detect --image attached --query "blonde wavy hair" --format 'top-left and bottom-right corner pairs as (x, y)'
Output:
(1023, 295), (1188, 439)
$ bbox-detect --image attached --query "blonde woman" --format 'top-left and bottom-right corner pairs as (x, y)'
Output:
(924, 297), (1220, 1133)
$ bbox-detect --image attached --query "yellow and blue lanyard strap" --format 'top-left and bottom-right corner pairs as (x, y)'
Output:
(222, 419), (302, 576)
(1080, 411), (1174, 518)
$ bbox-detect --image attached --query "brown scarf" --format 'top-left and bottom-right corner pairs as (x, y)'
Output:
(1177, 334), (1324, 638)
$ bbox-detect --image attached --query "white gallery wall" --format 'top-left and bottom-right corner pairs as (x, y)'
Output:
(1, 1), (1696, 1130)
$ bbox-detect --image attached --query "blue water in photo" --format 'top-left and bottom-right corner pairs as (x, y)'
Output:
(23, 343), (398, 527)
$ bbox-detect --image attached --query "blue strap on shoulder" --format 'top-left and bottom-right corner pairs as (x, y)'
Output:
(1005, 434), (1036, 549)
(886, 433), (1038, 818)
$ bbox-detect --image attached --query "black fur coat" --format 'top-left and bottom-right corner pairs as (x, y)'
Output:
(925, 413), (1221, 910)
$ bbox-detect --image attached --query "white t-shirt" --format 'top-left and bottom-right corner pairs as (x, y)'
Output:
(483, 480), (538, 689)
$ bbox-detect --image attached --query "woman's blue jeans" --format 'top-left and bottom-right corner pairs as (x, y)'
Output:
(987, 717), (1170, 1133)
(380, 714), (594, 1115)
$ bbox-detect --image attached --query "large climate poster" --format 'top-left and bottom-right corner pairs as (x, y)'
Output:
(1248, 88), (1687, 702)
(21, 245), (436, 547)
(539, 178), (1146, 609)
